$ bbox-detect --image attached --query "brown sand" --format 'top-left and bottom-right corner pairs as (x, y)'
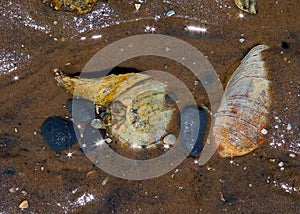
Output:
(0, 0), (299, 213)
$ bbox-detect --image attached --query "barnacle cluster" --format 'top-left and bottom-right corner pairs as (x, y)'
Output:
(43, 0), (98, 14)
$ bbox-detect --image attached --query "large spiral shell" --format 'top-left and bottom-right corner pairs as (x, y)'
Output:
(213, 44), (271, 157)
(55, 72), (176, 148)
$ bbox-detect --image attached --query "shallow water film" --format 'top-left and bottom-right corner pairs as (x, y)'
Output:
(0, 0), (299, 213)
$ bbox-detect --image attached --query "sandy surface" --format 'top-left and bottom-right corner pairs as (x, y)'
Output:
(0, 0), (299, 213)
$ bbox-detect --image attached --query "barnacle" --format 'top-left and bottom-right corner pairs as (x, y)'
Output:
(43, 0), (98, 14)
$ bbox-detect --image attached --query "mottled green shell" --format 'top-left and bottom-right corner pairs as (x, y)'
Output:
(109, 79), (175, 148)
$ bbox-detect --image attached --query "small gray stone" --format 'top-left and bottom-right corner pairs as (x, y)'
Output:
(163, 134), (177, 145)
(180, 106), (207, 157)
(67, 98), (95, 122)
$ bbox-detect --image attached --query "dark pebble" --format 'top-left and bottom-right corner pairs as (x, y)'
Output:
(40, 116), (79, 152)
(2, 167), (16, 176)
(281, 41), (290, 50)
(67, 98), (95, 122)
(81, 124), (106, 151)
(165, 92), (177, 104)
(180, 106), (207, 157)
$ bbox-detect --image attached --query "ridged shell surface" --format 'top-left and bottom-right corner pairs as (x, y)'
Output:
(213, 45), (271, 157)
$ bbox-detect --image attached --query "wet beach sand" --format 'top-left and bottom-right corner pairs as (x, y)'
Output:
(0, 0), (299, 213)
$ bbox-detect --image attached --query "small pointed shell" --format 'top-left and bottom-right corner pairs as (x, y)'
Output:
(55, 72), (150, 106)
(213, 44), (271, 157)
(234, 0), (257, 14)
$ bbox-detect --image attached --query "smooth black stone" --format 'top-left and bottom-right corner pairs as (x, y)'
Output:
(180, 106), (207, 157)
(41, 116), (79, 152)
(67, 98), (95, 122)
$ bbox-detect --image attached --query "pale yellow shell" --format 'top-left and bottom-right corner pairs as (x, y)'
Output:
(55, 73), (149, 106)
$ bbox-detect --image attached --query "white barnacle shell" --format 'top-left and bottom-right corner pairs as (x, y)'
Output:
(213, 44), (271, 157)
